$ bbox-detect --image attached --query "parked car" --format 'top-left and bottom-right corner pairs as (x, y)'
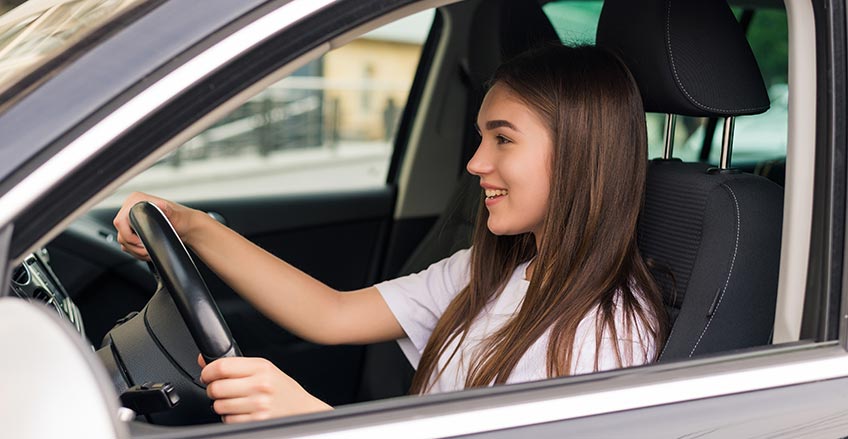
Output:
(1, 0), (845, 437)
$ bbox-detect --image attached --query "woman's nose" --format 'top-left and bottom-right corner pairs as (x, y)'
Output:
(466, 144), (492, 176)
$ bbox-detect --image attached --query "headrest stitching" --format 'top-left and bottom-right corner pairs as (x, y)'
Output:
(665, 0), (769, 114)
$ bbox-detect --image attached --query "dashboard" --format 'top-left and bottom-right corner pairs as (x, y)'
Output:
(9, 249), (85, 336)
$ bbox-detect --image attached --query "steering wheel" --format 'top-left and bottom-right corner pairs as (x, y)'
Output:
(95, 201), (241, 424)
(128, 201), (240, 363)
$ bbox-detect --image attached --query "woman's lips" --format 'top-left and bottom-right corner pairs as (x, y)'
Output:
(482, 186), (508, 207)
(484, 192), (507, 206)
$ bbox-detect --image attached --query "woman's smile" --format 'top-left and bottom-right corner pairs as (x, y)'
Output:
(484, 188), (509, 206)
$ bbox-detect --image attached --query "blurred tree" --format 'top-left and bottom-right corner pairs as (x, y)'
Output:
(746, 9), (789, 88)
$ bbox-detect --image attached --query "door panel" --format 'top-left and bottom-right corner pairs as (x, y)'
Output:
(460, 377), (848, 438)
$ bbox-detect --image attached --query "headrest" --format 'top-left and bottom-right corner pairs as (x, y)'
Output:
(466, 0), (561, 89)
(596, 0), (769, 117)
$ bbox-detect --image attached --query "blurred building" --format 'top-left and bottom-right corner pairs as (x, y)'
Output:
(184, 10), (433, 161)
(322, 19), (427, 142)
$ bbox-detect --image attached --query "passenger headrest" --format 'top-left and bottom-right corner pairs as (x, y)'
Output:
(466, 0), (560, 89)
(596, 0), (769, 117)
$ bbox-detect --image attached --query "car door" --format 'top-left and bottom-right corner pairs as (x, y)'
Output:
(2, 0), (845, 436)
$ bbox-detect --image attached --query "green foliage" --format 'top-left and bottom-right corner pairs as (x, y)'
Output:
(746, 9), (789, 88)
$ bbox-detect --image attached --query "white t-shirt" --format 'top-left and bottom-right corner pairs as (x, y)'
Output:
(376, 248), (656, 394)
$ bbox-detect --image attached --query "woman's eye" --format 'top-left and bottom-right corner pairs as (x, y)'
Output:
(495, 135), (511, 144)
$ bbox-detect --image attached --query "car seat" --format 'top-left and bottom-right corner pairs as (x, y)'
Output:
(596, 0), (784, 360)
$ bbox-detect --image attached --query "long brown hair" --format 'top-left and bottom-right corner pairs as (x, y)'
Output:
(409, 45), (669, 394)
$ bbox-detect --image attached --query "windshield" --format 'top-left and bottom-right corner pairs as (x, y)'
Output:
(0, 0), (141, 95)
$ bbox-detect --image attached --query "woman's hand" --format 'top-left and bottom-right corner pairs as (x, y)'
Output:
(113, 192), (201, 259)
(199, 355), (332, 423)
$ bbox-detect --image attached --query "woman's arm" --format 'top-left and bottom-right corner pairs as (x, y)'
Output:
(113, 192), (404, 345)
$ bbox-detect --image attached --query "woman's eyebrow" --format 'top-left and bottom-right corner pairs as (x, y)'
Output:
(485, 120), (521, 132)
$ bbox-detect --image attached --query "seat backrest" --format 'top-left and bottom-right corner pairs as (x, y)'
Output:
(640, 162), (783, 358)
(597, 0), (783, 360)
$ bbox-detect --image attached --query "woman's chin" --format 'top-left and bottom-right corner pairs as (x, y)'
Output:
(486, 221), (523, 236)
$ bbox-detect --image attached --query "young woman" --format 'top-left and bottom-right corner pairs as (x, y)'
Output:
(113, 45), (668, 423)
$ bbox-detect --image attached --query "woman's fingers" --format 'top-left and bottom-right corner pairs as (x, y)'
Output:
(113, 192), (154, 259)
(205, 376), (265, 400)
(201, 358), (282, 422)
(212, 395), (274, 417)
(200, 357), (267, 385)
(222, 413), (268, 424)
(113, 191), (191, 260)
(212, 396), (253, 415)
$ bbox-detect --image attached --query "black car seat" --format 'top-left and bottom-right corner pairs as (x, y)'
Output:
(755, 157), (786, 186)
(356, 0), (560, 401)
(596, 0), (784, 360)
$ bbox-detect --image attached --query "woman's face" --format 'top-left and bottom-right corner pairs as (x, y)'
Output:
(467, 83), (553, 239)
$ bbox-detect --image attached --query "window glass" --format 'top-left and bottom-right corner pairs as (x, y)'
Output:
(663, 116), (708, 162)
(542, 0), (602, 45)
(100, 9), (435, 207)
(680, 8), (788, 165)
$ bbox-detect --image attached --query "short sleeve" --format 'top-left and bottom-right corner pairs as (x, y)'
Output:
(375, 248), (472, 368)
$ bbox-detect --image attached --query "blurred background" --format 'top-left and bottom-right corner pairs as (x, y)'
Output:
(102, 8), (435, 205)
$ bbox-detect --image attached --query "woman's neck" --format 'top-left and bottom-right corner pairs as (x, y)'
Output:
(527, 232), (541, 279)
(525, 260), (534, 280)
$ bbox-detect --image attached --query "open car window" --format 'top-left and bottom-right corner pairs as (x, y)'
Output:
(99, 9), (436, 207)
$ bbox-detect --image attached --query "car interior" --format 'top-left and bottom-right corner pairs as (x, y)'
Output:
(5, 0), (819, 430)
